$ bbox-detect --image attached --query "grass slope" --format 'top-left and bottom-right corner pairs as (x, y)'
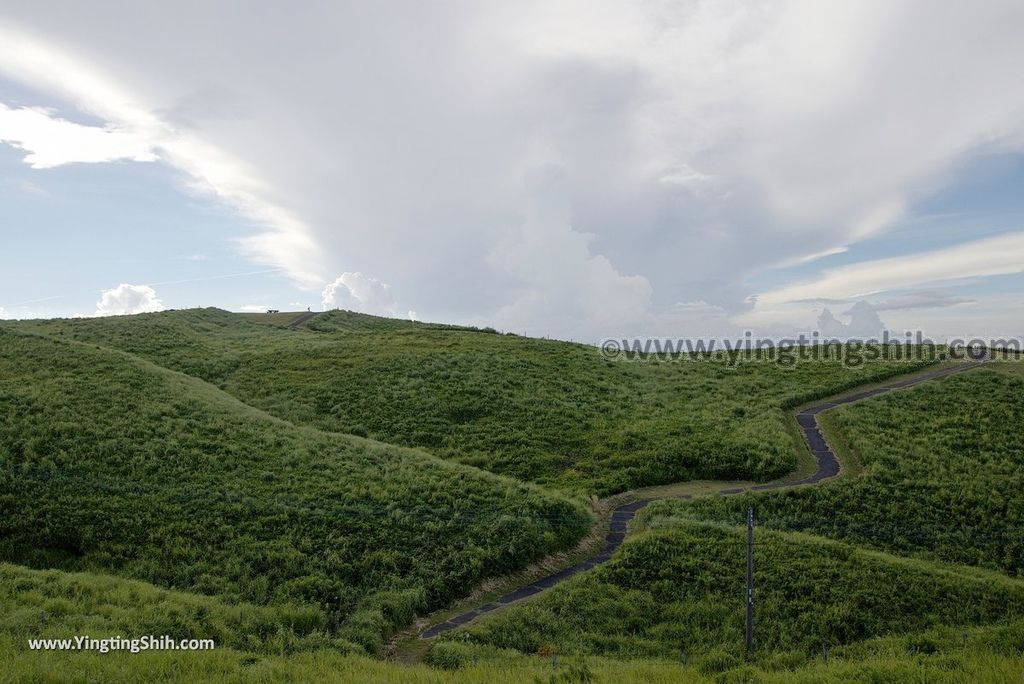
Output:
(1, 311), (1020, 681)
(7, 308), (934, 495)
(446, 517), (1024, 662)
(0, 328), (589, 653)
(4, 561), (1024, 683)
(0, 562), (334, 654)
(679, 366), (1024, 574)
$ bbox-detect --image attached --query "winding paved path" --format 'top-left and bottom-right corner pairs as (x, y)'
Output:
(420, 360), (986, 638)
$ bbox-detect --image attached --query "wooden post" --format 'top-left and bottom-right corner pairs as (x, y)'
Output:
(746, 506), (754, 654)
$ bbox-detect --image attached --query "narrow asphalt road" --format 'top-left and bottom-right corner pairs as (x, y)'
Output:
(420, 360), (984, 638)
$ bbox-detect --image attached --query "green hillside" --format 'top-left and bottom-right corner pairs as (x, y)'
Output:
(446, 518), (1024, 661)
(7, 308), (931, 495)
(4, 309), (1020, 681)
(0, 562), (334, 654)
(2, 561), (1024, 684)
(428, 361), (1024, 675)
(678, 366), (1024, 574)
(4, 562), (1024, 683)
(0, 327), (588, 653)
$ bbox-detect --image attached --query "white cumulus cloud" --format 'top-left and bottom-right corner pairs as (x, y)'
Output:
(0, 22), (324, 287)
(2, 3), (1024, 336)
(94, 283), (164, 316)
(0, 102), (156, 168)
(817, 302), (887, 340)
(322, 272), (400, 317)
(487, 168), (653, 339)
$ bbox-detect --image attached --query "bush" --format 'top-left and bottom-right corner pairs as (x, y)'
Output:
(699, 648), (740, 674)
(425, 641), (475, 670)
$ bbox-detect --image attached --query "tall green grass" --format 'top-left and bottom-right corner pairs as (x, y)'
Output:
(450, 518), (1024, 660)
(0, 328), (589, 653)
(681, 367), (1024, 574)
(1, 311), (1021, 680)
(0, 562), (337, 654)
(7, 308), (933, 495)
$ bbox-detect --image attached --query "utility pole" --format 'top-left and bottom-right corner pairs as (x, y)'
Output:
(746, 506), (754, 654)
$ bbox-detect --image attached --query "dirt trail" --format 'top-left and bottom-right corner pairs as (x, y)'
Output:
(287, 311), (320, 329)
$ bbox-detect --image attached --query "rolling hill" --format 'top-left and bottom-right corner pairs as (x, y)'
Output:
(8, 308), (932, 495)
(3, 309), (1021, 682)
(0, 325), (588, 654)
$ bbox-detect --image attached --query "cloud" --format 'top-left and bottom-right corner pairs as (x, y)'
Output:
(17, 179), (48, 196)
(814, 291), (979, 340)
(484, 166), (653, 338)
(870, 290), (976, 312)
(0, 22), (324, 287)
(668, 300), (730, 317)
(238, 304), (270, 313)
(322, 272), (400, 317)
(758, 232), (1024, 305)
(0, 102), (156, 167)
(791, 290), (975, 312)
(771, 246), (850, 270)
(94, 283), (164, 316)
(817, 301), (886, 339)
(1, 3), (1024, 336)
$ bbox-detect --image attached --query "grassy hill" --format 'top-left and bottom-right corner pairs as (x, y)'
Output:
(4, 557), (1019, 679)
(4, 561), (1024, 683)
(677, 365), (1024, 574)
(0, 562), (335, 654)
(7, 308), (932, 495)
(445, 517), (1024, 661)
(431, 362), (1024, 673)
(0, 327), (589, 653)
(5, 308), (1019, 681)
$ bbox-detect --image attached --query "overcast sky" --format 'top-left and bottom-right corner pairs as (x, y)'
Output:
(2, 1), (1024, 341)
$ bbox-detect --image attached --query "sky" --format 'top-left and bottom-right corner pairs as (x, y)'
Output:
(1, 0), (1024, 342)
